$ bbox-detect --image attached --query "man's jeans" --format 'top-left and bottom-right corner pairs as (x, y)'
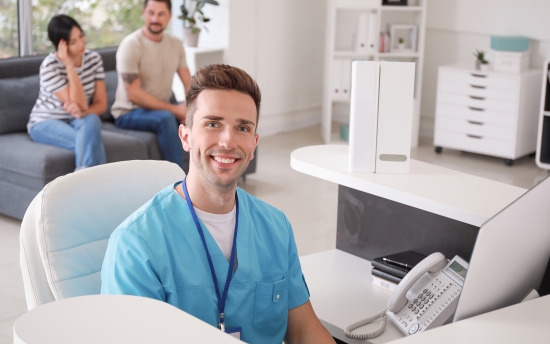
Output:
(29, 115), (106, 170)
(115, 108), (184, 168)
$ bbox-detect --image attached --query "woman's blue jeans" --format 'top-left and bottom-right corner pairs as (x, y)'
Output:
(115, 108), (184, 168)
(29, 115), (106, 171)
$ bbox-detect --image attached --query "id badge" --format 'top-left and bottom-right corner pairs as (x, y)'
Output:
(226, 327), (242, 340)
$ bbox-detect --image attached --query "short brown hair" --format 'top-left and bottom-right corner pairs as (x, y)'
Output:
(185, 64), (261, 129)
(143, 0), (171, 11)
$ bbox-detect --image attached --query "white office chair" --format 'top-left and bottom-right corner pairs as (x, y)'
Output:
(19, 160), (185, 310)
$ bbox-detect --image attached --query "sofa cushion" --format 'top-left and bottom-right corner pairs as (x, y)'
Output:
(0, 133), (75, 190)
(101, 70), (118, 122)
(0, 74), (39, 134)
(101, 130), (150, 162)
(0, 131), (149, 191)
(102, 122), (161, 160)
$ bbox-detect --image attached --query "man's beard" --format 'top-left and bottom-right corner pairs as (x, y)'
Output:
(147, 23), (165, 35)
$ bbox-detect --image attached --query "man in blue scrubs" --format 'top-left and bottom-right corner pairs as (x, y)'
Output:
(101, 64), (335, 343)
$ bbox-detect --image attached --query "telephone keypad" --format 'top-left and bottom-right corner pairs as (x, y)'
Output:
(409, 278), (456, 320)
(388, 256), (469, 337)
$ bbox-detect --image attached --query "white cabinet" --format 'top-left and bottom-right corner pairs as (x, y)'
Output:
(434, 65), (542, 165)
(322, 0), (427, 145)
(331, 59), (352, 102)
(536, 59), (550, 169)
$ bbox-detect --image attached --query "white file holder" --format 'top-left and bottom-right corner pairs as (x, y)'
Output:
(348, 61), (415, 174)
(348, 61), (379, 173)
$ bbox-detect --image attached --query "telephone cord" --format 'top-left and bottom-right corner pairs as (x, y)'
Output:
(344, 308), (388, 340)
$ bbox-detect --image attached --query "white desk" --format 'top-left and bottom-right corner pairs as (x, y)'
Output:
(291, 145), (526, 227)
(295, 145), (531, 343)
(386, 295), (550, 344)
(13, 295), (241, 344)
(301, 249), (405, 344)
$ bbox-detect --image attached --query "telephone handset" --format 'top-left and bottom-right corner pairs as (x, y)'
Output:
(345, 252), (469, 339)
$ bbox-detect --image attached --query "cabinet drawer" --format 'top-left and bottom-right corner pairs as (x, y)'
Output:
(435, 102), (517, 127)
(437, 92), (518, 113)
(439, 68), (519, 91)
(438, 80), (519, 102)
(435, 117), (516, 140)
(434, 129), (515, 158)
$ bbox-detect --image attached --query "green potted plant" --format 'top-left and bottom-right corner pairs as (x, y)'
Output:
(178, 0), (219, 47)
(398, 37), (405, 50)
(473, 49), (489, 71)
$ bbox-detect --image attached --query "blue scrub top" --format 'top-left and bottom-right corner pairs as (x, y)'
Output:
(101, 183), (310, 344)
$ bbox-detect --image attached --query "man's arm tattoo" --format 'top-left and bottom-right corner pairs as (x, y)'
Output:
(121, 73), (139, 85)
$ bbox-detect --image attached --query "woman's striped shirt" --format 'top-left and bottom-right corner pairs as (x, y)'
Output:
(27, 50), (105, 130)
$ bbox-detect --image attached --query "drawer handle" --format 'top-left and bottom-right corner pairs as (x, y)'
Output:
(470, 73), (487, 78)
(469, 95), (485, 100)
(470, 84), (486, 89)
(468, 106), (485, 111)
(468, 120), (484, 125)
(467, 134), (483, 139)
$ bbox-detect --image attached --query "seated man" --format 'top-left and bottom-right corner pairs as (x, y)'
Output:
(110, 0), (190, 169)
(101, 64), (335, 344)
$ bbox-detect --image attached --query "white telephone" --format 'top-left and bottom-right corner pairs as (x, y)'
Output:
(345, 252), (469, 339)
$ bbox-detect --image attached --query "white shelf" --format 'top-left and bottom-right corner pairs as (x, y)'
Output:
(381, 5), (423, 12)
(379, 51), (420, 58)
(536, 59), (550, 169)
(334, 51), (419, 59)
(323, 0), (427, 147)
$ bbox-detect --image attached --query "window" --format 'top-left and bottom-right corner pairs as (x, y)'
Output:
(2, 0), (144, 59)
(0, 0), (18, 58)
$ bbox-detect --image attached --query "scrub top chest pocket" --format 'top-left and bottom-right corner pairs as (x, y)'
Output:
(254, 277), (288, 327)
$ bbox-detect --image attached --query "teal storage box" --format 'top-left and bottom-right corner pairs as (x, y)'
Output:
(340, 124), (349, 142)
(490, 36), (530, 52)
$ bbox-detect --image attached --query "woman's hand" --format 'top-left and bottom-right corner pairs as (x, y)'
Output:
(56, 40), (73, 67)
(64, 101), (83, 118)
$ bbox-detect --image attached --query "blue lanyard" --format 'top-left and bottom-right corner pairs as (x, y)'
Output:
(182, 178), (239, 331)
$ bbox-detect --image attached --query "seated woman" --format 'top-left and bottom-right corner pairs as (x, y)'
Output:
(27, 14), (106, 170)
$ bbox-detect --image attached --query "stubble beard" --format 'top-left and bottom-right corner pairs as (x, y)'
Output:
(147, 23), (165, 35)
(192, 148), (249, 192)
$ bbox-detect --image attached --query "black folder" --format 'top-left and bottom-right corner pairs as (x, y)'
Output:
(371, 250), (427, 279)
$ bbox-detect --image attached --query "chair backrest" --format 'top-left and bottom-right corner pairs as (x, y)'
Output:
(19, 160), (185, 310)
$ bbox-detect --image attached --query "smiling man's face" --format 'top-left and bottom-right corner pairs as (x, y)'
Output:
(181, 89), (259, 190)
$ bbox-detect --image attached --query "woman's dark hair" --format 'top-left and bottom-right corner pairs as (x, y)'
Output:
(47, 14), (83, 50)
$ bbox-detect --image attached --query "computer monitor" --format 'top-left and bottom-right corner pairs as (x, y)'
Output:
(453, 175), (550, 322)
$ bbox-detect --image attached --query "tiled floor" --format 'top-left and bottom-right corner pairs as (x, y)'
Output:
(0, 124), (547, 343)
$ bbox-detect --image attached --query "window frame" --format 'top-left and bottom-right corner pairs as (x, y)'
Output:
(19, 0), (33, 56)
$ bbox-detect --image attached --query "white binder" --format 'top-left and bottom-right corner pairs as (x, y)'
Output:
(376, 61), (415, 174)
(355, 13), (369, 52)
(348, 61), (415, 174)
(348, 61), (379, 173)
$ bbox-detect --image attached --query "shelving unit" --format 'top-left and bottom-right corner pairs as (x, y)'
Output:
(536, 59), (550, 169)
(322, 0), (427, 146)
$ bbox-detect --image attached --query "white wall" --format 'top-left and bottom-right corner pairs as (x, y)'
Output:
(175, 1), (550, 140)
(172, 0), (326, 136)
(225, 0), (326, 136)
(420, 0), (550, 138)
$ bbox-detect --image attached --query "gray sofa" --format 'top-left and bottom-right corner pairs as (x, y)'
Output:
(0, 46), (257, 220)
(0, 47), (172, 220)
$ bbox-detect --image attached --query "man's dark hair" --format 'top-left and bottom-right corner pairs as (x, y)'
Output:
(47, 14), (83, 50)
(143, 0), (172, 11)
(185, 64), (262, 129)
